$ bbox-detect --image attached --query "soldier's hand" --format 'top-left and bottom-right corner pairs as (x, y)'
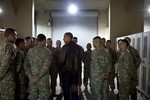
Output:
(103, 73), (109, 80)
(29, 76), (38, 84)
(32, 76), (38, 83)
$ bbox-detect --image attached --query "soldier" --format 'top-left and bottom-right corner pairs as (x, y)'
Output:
(116, 39), (122, 100)
(56, 40), (61, 50)
(32, 37), (37, 47)
(0, 28), (17, 100)
(15, 38), (27, 100)
(24, 36), (33, 54)
(72, 37), (84, 94)
(125, 37), (141, 100)
(55, 40), (63, 93)
(117, 39), (134, 100)
(105, 40), (117, 93)
(101, 38), (106, 47)
(90, 36), (111, 100)
(24, 34), (51, 100)
(83, 43), (92, 91)
(24, 36), (33, 98)
(47, 38), (58, 97)
(59, 32), (82, 100)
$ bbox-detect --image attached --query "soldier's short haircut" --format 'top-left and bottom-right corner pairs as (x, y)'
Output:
(118, 39), (122, 43)
(25, 36), (32, 40)
(47, 38), (52, 40)
(93, 36), (101, 40)
(101, 38), (106, 41)
(64, 32), (73, 39)
(37, 34), (46, 41)
(73, 37), (78, 40)
(87, 43), (92, 47)
(4, 28), (16, 37)
(121, 39), (129, 46)
(15, 38), (25, 46)
(32, 37), (36, 41)
(107, 40), (111, 43)
(124, 37), (131, 43)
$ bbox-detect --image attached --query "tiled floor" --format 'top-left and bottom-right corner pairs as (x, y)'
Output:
(51, 77), (119, 100)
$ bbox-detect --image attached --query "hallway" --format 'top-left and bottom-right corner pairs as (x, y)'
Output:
(51, 75), (119, 100)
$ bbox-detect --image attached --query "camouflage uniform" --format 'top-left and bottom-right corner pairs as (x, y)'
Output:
(107, 48), (117, 91)
(117, 49), (133, 100)
(15, 49), (27, 100)
(90, 46), (111, 100)
(127, 46), (141, 100)
(0, 41), (16, 100)
(24, 45), (51, 100)
(47, 46), (58, 95)
(55, 48), (62, 88)
(83, 49), (92, 88)
(77, 45), (84, 88)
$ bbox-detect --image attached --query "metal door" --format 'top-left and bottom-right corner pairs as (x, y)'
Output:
(134, 33), (143, 86)
(130, 34), (136, 48)
(141, 32), (150, 94)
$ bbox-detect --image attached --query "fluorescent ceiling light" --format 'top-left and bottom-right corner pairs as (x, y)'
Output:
(0, 8), (2, 13)
(148, 7), (150, 13)
(68, 4), (78, 14)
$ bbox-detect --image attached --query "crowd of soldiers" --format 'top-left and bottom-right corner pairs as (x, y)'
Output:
(0, 28), (141, 100)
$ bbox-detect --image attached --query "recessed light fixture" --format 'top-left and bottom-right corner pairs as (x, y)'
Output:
(68, 4), (78, 14)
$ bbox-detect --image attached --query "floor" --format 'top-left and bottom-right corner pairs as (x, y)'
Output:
(51, 77), (119, 100)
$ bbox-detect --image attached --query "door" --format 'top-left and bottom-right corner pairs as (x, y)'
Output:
(148, 33), (150, 95)
(134, 33), (142, 86)
(141, 32), (150, 94)
(130, 34), (136, 48)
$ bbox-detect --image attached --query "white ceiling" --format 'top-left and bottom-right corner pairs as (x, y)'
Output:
(35, 0), (110, 11)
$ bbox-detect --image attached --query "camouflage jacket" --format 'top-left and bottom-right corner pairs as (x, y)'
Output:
(24, 45), (52, 79)
(0, 40), (16, 82)
(90, 46), (111, 79)
(83, 49), (92, 67)
(127, 46), (141, 70)
(117, 49), (134, 79)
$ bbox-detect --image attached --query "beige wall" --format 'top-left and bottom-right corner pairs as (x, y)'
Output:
(0, 0), (16, 29)
(98, 10), (110, 40)
(36, 10), (52, 38)
(110, 0), (144, 49)
(144, 17), (150, 32)
(0, 0), (34, 38)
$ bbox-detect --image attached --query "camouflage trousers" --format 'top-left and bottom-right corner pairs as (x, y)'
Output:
(108, 67), (115, 90)
(83, 68), (90, 87)
(50, 70), (58, 95)
(91, 78), (109, 100)
(16, 73), (28, 100)
(130, 79), (138, 100)
(28, 79), (50, 100)
(0, 81), (15, 100)
(119, 77), (131, 100)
